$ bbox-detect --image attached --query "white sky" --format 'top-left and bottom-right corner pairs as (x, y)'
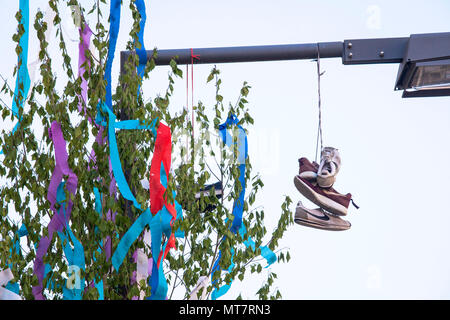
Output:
(1, 0), (450, 299)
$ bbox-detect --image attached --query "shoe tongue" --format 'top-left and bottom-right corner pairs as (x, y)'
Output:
(321, 162), (332, 174)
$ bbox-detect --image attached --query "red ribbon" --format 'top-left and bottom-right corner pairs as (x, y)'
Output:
(148, 122), (177, 267)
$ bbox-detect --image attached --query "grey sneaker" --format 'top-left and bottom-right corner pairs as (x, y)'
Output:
(294, 201), (351, 231)
(317, 147), (341, 188)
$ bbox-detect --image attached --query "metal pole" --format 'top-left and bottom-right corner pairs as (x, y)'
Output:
(120, 37), (413, 69)
(122, 41), (344, 66)
(120, 34), (450, 98)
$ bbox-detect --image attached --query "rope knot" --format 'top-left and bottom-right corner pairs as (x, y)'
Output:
(190, 48), (200, 62)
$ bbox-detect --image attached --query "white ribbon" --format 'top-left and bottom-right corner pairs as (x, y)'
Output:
(140, 178), (150, 190)
(0, 268), (14, 286)
(27, 5), (56, 88)
(0, 268), (22, 300)
(189, 276), (210, 300)
(61, 4), (82, 42)
(136, 229), (151, 300)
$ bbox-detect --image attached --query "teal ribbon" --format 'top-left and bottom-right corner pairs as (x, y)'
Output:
(147, 164), (181, 300)
(102, 103), (157, 210)
(5, 224), (28, 295)
(92, 187), (105, 300)
(6, 225), (59, 295)
(112, 207), (153, 272)
(11, 0), (30, 133)
(55, 182), (86, 300)
(174, 200), (184, 238)
(1, 0), (30, 155)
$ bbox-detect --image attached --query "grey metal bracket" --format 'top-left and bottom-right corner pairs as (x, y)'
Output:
(342, 37), (409, 65)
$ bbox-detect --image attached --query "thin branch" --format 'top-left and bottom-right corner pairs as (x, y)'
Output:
(169, 236), (187, 299)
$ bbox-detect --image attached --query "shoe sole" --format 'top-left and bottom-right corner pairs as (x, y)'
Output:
(294, 217), (350, 231)
(294, 175), (348, 216)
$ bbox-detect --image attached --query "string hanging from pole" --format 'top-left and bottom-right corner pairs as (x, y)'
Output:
(315, 44), (324, 164)
(184, 49), (200, 164)
(185, 64), (189, 164)
(190, 49), (200, 142)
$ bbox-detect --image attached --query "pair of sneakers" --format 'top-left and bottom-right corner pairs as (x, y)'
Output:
(293, 148), (357, 231)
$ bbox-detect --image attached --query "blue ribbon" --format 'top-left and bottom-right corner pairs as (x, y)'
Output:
(135, 0), (147, 89)
(210, 114), (277, 300)
(104, 0), (121, 112)
(103, 0), (181, 299)
(82, 0), (119, 299)
(51, 0), (178, 299)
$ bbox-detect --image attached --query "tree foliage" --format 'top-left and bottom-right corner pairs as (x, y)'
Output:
(0, 0), (293, 300)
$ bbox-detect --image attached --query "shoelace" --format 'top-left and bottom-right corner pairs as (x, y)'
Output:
(350, 198), (360, 209)
(319, 150), (334, 173)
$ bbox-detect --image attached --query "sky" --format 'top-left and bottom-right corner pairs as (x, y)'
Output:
(1, 0), (450, 300)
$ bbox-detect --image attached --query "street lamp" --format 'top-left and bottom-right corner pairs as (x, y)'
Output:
(394, 32), (450, 98)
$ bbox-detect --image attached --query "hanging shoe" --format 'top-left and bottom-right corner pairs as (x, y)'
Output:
(317, 147), (341, 188)
(294, 174), (353, 216)
(298, 157), (319, 182)
(295, 158), (356, 216)
(194, 181), (223, 212)
(294, 201), (351, 231)
(176, 180), (223, 213)
(195, 181), (223, 200)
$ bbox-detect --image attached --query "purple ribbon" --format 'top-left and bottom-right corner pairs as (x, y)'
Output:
(106, 156), (117, 260)
(77, 24), (93, 123)
(76, 20), (116, 261)
(32, 121), (78, 300)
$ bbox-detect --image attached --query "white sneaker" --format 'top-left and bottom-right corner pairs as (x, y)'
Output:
(317, 147), (341, 188)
